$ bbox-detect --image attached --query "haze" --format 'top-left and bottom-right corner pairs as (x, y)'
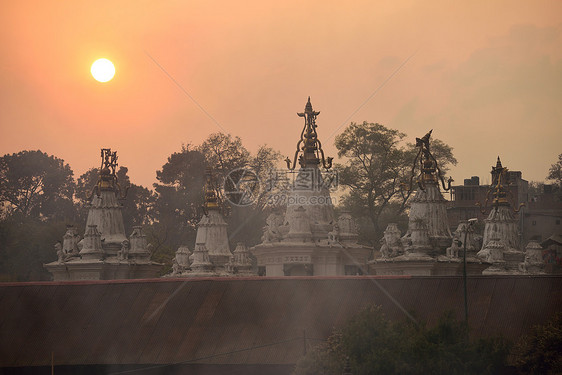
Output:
(1, 1), (561, 188)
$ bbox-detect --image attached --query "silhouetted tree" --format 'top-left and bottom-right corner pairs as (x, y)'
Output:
(511, 313), (562, 374)
(547, 154), (562, 186)
(197, 133), (251, 177)
(294, 305), (510, 375)
(0, 150), (75, 221)
(151, 145), (207, 263)
(0, 217), (66, 281)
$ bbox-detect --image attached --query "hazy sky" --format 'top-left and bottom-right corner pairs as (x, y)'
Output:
(1, 1), (561, 188)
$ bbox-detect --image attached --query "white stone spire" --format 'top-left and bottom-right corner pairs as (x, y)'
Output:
(477, 157), (524, 274)
(84, 149), (128, 255)
(253, 98), (371, 276)
(401, 130), (452, 252)
(45, 149), (163, 281)
(194, 167), (232, 268)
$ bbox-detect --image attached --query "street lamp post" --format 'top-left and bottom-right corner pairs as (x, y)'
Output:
(463, 219), (477, 329)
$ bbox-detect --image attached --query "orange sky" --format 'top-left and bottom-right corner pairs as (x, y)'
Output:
(1, 1), (561, 188)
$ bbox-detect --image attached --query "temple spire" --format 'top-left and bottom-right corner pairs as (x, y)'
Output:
(477, 156), (524, 213)
(407, 129), (451, 192)
(203, 167), (220, 211)
(88, 148), (127, 199)
(285, 97), (332, 170)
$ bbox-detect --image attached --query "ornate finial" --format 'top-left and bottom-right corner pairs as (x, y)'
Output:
(87, 148), (128, 200)
(285, 97), (333, 170)
(405, 130), (452, 192)
(203, 167), (220, 212)
(476, 157), (524, 213)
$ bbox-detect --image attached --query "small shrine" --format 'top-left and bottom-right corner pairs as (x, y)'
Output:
(44, 149), (162, 280)
(168, 168), (257, 277)
(369, 130), (485, 275)
(476, 157), (526, 274)
(252, 98), (372, 276)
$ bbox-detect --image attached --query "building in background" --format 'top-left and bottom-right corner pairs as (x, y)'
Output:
(522, 184), (562, 244)
(447, 167), (528, 228)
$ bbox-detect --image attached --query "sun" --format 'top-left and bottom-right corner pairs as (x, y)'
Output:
(91, 58), (115, 82)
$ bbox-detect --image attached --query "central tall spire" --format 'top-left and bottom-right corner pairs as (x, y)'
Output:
(285, 97), (333, 170)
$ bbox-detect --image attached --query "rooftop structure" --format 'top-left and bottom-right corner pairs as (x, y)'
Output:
(368, 130), (479, 275)
(476, 157), (526, 274)
(44, 149), (162, 280)
(252, 98), (371, 276)
(168, 168), (256, 277)
(447, 168), (528, 228)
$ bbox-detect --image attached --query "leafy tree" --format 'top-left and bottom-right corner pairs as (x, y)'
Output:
(547, 154), (562, 186)
(294, 305), (510, 375)
(151, 145), (207, 264)
(334, 122), (456, 244)
(0, 217), (66, 281)
(197, 133), (251, 177)
(222, 144), (282, 247)
(0, 150), (75, 221)
(334, 123), (410, 243)
(511, 313), (562, 374)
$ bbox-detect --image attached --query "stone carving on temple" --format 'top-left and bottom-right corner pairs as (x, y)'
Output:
(369, 130), (466, 275)
(476, 157), (525, 274)
(226, 243), (255, 275)
(44, 149), (162, 280)
(189, 243), (215, 275)
(378, 223), (404, 259)
(518, 240), (546, 274)
(401, 130), (452, 252)
(262, 211), (284, 243)
(252, 98), (372, 276)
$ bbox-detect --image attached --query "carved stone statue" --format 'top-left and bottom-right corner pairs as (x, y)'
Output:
(446, 222), (465, 258)
(172, 258), (181, 276)
(518, 240), (546, 274)
(55, 242), (64, 263)
(118, 239), (130, 261)
(175, 245), (191, 269)
(328, 223), (340, 245)
(379, 223), (403, 259)
(262, 212), (284, 243)
(481, 237), (505, 263)
(62, 225), (80, 256)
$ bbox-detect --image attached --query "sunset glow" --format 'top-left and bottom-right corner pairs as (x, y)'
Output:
(90, 58), (115, 82)
(0, 2), (560, 187)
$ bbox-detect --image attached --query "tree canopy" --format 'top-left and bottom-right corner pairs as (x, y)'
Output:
(547, 153), (562, 186)
(0, 150), (75, 221)
(334, 122), (457, 244)
(294, 305), (510, 375)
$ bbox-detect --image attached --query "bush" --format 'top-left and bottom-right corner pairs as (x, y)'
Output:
(294, 305), (510, 375)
